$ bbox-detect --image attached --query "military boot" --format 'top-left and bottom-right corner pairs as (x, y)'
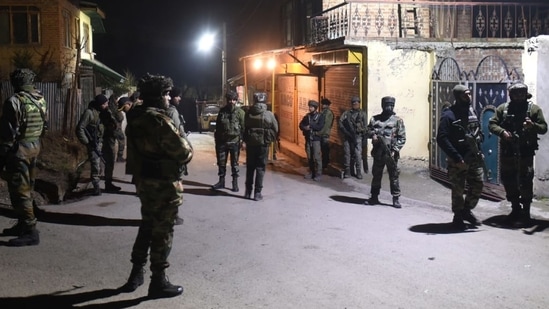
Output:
(244, 186), (252, 199)
(461, 209), (480, 226)
(231, 177), (239, 192)
(105, 181), (121, 193)
(211, 177), (225, 190)
(392, 196), (401, 208)
(92, 182), (102, 196)
(505, 202), (521, 225)
(148, 272), (183, 298)
(120, 264), (145, 292)
(2, 221), (25, 236)
(452, 213), (467, 230)
(253, 191), (263, 201)
(364, 194), (380, 205)
(516, 203), (532, 227)
(343, 168), (351, 179)
(7, 227), (40, 247)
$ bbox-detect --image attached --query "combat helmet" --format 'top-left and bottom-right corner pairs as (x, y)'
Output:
(308, 100), (319, 108)
(137, 73), (173, 99)
(10, 68), (36, 91)
(226, 90), (238, 101)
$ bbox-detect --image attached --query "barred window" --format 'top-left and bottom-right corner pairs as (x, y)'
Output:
(0, 6), (40, 45)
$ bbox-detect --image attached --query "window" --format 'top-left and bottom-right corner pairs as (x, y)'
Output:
(83, 23), (91, 53)
(0, 6), (40, 45)
(63, 10), (71, 47)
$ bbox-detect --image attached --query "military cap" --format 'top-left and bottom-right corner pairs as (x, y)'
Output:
(308, 100), (319, 108)
(321, 98), (331, 106)
(117, 97), (131, 110)
(508, 83), (528, 94)
(351, 96), (361, 104)
(226, 90), (238, 100)
(381, 96), (396, 104)
(170, 86), (182, 97)
(452, 84), (469, 98)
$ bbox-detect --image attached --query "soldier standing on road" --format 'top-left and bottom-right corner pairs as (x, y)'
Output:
(243, 92), (279, 201)
(319, 98), (334, 170)
(76, 94), (108, 196)
(488, 83), (547, 226)
(211, 90), (245, 192)
(0, 68), (47, 247)
(121, 73), (193, 298)
(115, 97), (129, 162)
(339, 96), (368, 179)
(364, 96), (406, 208)
(165, 86), (188, 226)
(436, 85), (484, 230)
(99, 95), (122, 193)
(299, 100), (324, 181)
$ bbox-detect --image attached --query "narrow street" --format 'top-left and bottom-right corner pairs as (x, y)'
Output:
(1, 132), (548, 309)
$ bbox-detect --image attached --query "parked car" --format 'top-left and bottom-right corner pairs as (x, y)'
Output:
(196, 102), (220, 133)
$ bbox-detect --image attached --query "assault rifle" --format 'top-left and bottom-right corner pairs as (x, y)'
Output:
(374, 130), (396, 170)
(83, 128), (106, 164)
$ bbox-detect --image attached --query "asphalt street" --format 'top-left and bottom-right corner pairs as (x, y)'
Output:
(0, 132), (548, 308)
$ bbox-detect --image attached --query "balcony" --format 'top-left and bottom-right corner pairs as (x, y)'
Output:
(310, 0), (549, 45)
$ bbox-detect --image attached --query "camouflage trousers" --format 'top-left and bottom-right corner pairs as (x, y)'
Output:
(131, 177), (183, 274)
(114, 128), (125, 159)
(500, 156), (534, 205)
(245, 145), (269, 193)
(370, 154), (400, 196)
(343, 137), (363, 172)
(305, 140), (322, 177)
(215, 141), (240, 177)
(86, 148), (102, 186)
(4, 141), (40, 228)
(320, 135), (330, 169)
(447, 157), (484, 213)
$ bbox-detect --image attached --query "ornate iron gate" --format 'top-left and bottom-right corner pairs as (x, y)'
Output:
(430, 55), (521, 200)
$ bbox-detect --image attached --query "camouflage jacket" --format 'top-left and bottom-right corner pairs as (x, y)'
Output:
(368, 113), (406, 156)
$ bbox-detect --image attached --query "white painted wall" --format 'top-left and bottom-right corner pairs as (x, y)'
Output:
(365, 41), (433, 159)
(523, 35), (549, 198)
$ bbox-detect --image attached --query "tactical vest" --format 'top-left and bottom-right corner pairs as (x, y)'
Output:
(219, 108), (242, 138)
(246, 112), (270, 145)
(16, 92), (46, 142)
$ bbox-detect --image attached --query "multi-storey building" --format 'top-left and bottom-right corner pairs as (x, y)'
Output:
(239, 0), (549, 198)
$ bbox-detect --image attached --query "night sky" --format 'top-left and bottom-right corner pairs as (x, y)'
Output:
(92, 0), (280, 88)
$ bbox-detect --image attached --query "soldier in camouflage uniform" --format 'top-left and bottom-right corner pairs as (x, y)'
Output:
(0, 68), (47, 246)
(299, 100), (324, 181)
(489, 83), (547, 226)
(76, 94), (109, 196)
(243, 92), (279, 201)
(121, 73), (193, 298)
(211, 90), (245, 192)
(100, 95), (122, 192)
(364, 96), (406, 208)
(436, 85), (484, 230)
(339, 96), (368, 179)
(319, 98), (334, 170)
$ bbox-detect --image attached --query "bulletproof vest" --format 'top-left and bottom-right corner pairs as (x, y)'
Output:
(348, 110), (366, 133)
(501, 101), (538, 155)
(219, 107), (242, 137)
(16, 92), (46, 142)
(246, 111), (268, 145)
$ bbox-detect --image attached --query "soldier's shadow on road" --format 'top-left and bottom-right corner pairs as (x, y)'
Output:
(409, 223), (480, 234)
(329, 195), (395, 208)
(0, 287), (153, 308)
(482, 215), (549, 235)
(0, 206), (141, 228)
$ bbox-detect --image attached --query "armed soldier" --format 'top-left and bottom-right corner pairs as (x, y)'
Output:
(319, 98), (334, 170)
(339, 96), (368, 179)
(76, 94), (109, 196)
(243, 92), (279, 201)
(436, 85), (484, 230)
(489, 83), (547, 226)
(0, 68), (47, 246)
(99, 95), (122, 193)
(211, 90), (245, 192)
(365, 96), (406, 208)
(299, 100), (325, 181)
(121, 73), (193, 298)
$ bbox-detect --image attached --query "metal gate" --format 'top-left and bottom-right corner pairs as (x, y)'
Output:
(430, 55), (521, 200)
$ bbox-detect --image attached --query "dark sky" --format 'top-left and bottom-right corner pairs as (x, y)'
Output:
(92, 0), (280, 89)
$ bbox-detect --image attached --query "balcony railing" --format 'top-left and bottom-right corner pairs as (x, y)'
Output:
(310, 0), (549, 44)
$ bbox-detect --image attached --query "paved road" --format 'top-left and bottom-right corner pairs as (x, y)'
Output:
(1, 133), (548, 308)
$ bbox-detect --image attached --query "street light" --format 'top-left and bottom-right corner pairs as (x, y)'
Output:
(198, 22), (227, 99)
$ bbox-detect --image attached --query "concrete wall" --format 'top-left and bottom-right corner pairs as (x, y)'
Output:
(365, 41), (433, 159)
(523, 35), (549, 198)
